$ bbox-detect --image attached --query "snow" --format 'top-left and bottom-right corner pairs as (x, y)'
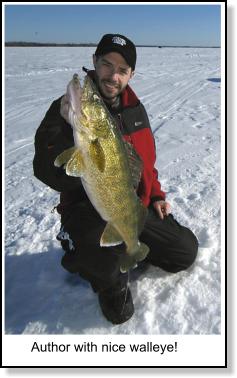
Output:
(4, 46), (222, 335)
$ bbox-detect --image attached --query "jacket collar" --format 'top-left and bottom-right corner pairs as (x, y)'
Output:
(86, 69), (139, 108)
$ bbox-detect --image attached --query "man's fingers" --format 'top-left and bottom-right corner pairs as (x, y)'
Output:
(155, 204), (164, 220)
(166, 203), (171, 215)
(60, 95), (70, 121)
(163, 207), (169, 216)
(162, 203), (171, 216)
(153, 201), (171, 220)
(159, 210), (164, 220)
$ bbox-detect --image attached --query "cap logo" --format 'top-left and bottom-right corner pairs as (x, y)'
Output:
(112, 36), (126, 46)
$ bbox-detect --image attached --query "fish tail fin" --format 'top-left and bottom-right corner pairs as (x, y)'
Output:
(134, 242), (150, 262)
(120, 242), (149, 273)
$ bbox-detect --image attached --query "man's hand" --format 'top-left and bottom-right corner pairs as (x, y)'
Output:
(60, 94), (70, 124)
(153, 200), (171, 220)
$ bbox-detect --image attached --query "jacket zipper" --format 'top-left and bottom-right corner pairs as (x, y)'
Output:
(117, 113), (132, 144)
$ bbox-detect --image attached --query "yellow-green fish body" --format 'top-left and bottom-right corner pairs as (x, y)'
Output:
(55, 74), (149, 272)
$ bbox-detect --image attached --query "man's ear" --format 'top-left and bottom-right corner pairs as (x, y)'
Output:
(130, 70), (135, 79)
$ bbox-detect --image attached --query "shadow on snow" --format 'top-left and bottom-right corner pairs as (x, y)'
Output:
(4, 247), (104, 334)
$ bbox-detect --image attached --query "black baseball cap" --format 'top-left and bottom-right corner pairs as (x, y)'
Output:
(95, 34), (137, 71)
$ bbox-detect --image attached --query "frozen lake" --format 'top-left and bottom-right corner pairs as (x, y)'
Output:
(4, 46), (222, 335)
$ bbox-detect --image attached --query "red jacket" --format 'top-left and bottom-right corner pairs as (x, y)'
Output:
(111, 80), (165, 207)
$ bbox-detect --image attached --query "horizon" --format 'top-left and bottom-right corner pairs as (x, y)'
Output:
(4, 3), (222, 48)
(5, 41), (221, 48)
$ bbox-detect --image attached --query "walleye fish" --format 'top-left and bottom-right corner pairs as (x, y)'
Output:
(54, 73), (149, 272)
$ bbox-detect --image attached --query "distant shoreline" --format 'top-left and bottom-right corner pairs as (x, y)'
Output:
(5, 42), (220, 48)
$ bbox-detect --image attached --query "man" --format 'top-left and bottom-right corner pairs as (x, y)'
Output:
(33, 34), (198, 325)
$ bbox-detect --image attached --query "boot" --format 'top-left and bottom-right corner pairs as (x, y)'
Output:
(98, 283), (134, 325)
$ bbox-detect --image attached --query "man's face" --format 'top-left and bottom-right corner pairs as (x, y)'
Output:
(93, 52), (134, 103)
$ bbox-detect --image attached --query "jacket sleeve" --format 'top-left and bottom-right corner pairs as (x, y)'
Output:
(150, 163), (166, 203)
(33, 96), (83, 192)
(140, 104), (166, 203)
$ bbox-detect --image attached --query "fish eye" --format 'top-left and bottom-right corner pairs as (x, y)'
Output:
(93, 94), (100, 101)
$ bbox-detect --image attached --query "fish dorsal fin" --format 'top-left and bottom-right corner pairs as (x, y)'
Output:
(124, 141), (143, 189)
(100, 223), (123, 247)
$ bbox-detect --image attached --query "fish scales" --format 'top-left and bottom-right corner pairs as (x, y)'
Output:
(55, 74), (149, 272)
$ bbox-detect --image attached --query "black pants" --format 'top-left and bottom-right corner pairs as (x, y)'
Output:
(57, 200), (198, 292)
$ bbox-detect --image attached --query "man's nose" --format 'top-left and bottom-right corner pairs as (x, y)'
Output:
(109, 67), (119, 81)
(111, 72), (119, 82)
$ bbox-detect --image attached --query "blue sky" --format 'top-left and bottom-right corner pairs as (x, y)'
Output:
(4, 3), (221, 47)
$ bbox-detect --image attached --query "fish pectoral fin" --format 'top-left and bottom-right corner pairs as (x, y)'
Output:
(89, 139), (105, 172)
(120, 242), (149, 273)
(65, 150), (85, 177)
(54, 146), (77, 168)
(100, 223), (123, 247)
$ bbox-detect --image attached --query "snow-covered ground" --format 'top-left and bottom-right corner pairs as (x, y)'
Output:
(4, 46), (222, 335)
